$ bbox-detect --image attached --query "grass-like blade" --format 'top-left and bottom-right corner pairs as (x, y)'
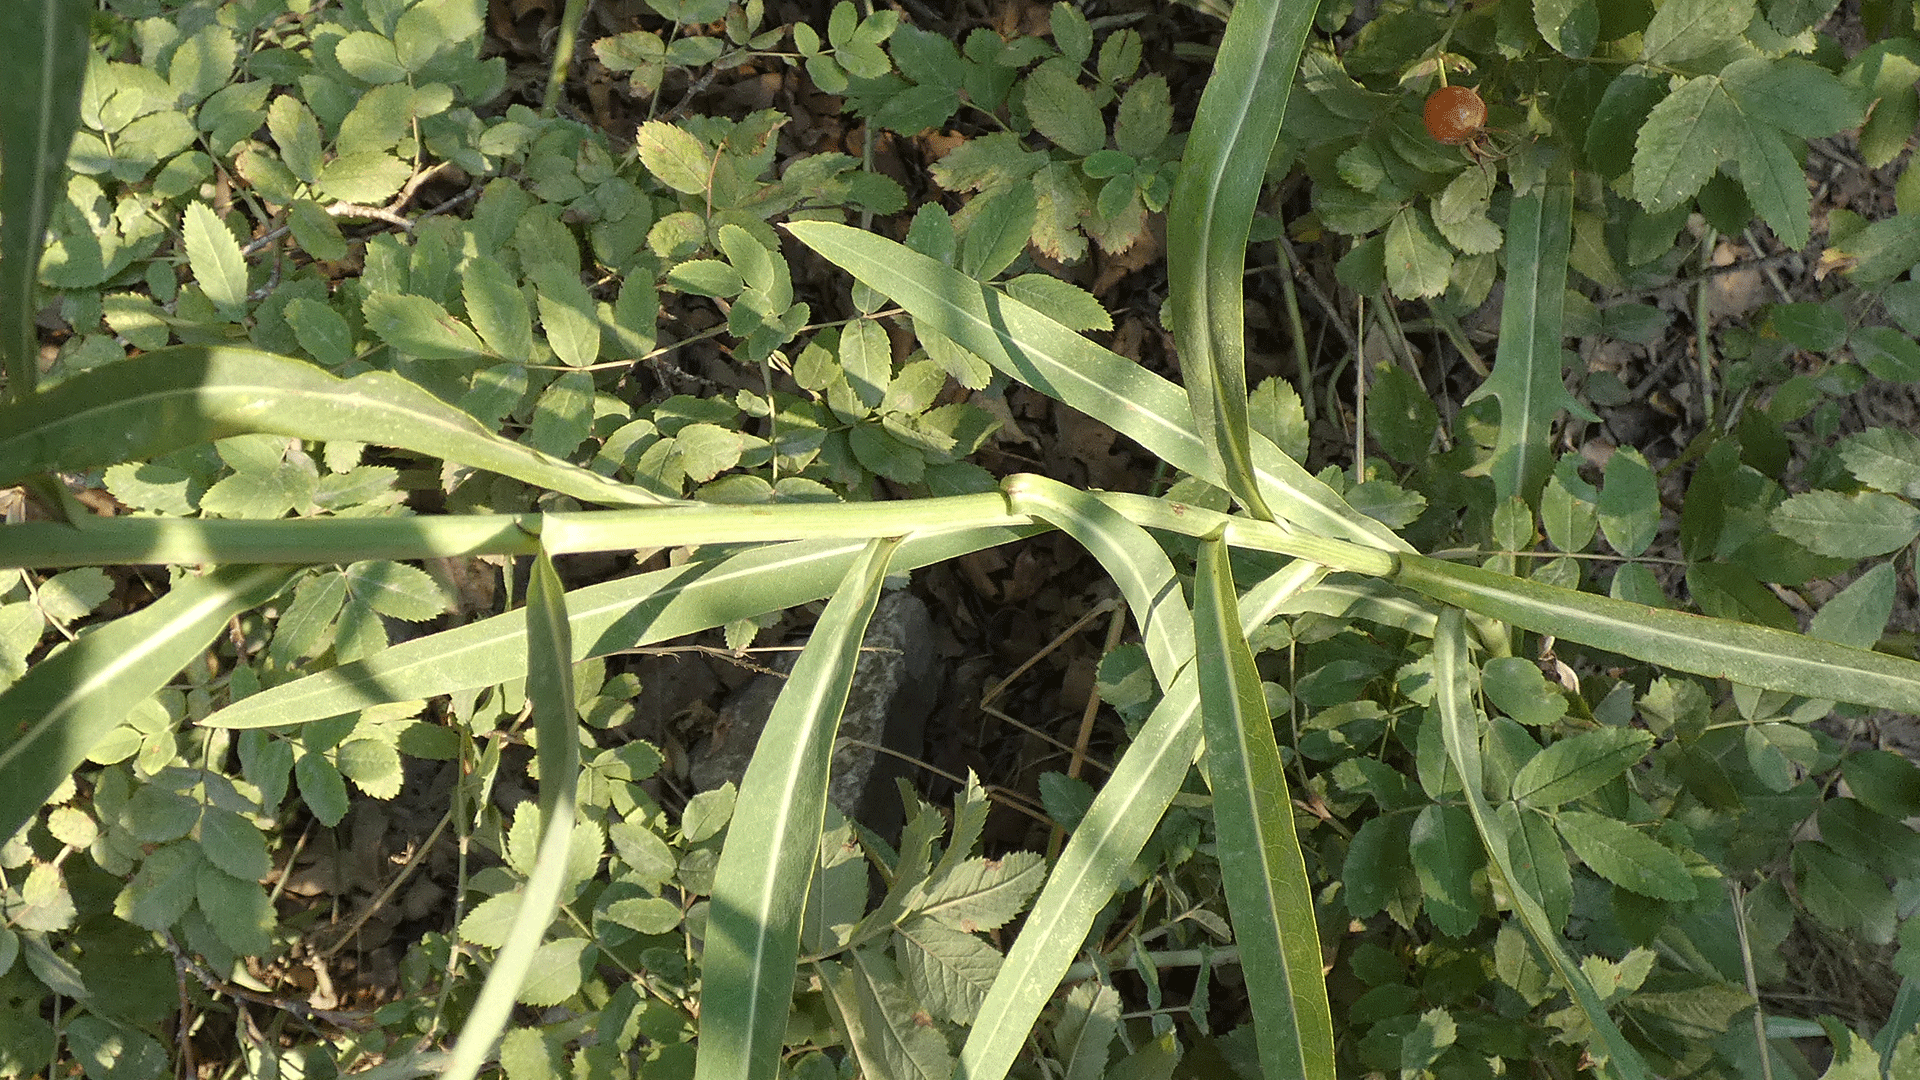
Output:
(787, 221), (1409, 553)
(0, 0), (89, 400)
(203, 527), (1036, 730)
(1193, 539), (1334, 1080)
(0, 492), (1024, 569)
(1463, 176), (1588, 507)
(0, 565), (295, 841)
(1166, 0), (1316, 520)
(957, 561), (1325, 1080)
(0, 346), (680, 507)
(1431, 609), (1652, 1080)
(443, 543), (580, 1080)
(696, 537), (899, 1080)
(1003, 474), (1193, 683)
(1396, 553), (1920, 713)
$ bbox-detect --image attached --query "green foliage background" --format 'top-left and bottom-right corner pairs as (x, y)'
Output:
(5, 1), (1920, 1079)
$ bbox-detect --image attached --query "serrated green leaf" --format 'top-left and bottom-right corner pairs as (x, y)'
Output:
(266, 94), (323, 183)
(182, 202), (248, 316)
(195, 864), (274, 955)
(637, 121), (711, 195)
(295, 750), (349, 826)
(196, 806), (271, 882)
(838, 319), (892, 408)
(459, 892), (521, 949)
(960, 188), (1037, 281)
(1557, 810), (1693, 900)
(1001, 274), (1110, 332)
(1641, 0), (1754, 66)
(1114, 75), (1171, 159)
(1632, 76), (1737, 213)
(531, 264), (602, 367)
(1809, 560), (1895, 648)
(1770, 490), (1920, 558)
(666, 258), (744, 298)
(115, 842), (202, 931)
(517, 938), (590, 1007)
(820, 951), (954, 1080)
(1501, 803), (1573, 928)
(1731, 119), (1811, 249)
(337, 736), (403, 798)
(1795, 839), (1896, 943)
(1841, 427), (1920, 496)
(1536, 0), (1599, 57)
(1724, 56), (1864, 138)
(335, 30), (407, 83)
(894, 916), (1000, 1024)
(1597, 447), (1659, 558)
(318, 151), (411, 204)
(1842, 749), (1920, 819)
(35, 567), (111, 623)
(1410, 803), (1482, 936)
(1343, 813), (1414, 919)
(462, 258), (533, 362)
(1512, 728), (1654, 807)
(498, 1029), (560, 1080)
(15, 863), (76, 933)
(363, 291), (488, 360)
(1386, 206), (1453, 300)
(913, 850), (1045, 933)
(284, 297), (355, 366)
(1818, 798), (1920, 879)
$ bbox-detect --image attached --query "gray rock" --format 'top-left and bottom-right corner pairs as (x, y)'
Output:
(690, 590), (939, 836)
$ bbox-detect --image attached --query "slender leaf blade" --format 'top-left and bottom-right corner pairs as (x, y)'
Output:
(1431, 609), (1653, 1080)
(957, 562), (1325, 1080)
(0, 565), (295, 841)
(442, 545), (580, 1080)
(696, 537), (899, 1080)
(1464, 177), (1587, 507)
(203, 527), (1037, 730)
(1003, 474), (1192, 683)
(1397, 554), (1920, 713)
(0, 346), (679, 507)
(787, 221), (1409, 552)
(1193, 538), (1335, 1079)
(1166, 0), (1314, 519)
(0, 0), (89, 399)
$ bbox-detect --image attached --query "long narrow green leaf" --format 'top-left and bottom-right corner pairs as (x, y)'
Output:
(1166, 0), (1317, 520)
(1431, 609), (1652, 1080)
(787, 221), (1409, 553)
(1003, 474), (1193, 683)
(1464, 176), (1587, 507)
(442, 544), (580, 1080)
(0, 565), (296, 840)
(1193, 539), (1334, 1080)
(0, 347), (680, 507)
(0, 0), (89, 399)
(0, 492), (1024, 569)
(203, 524), (1037, 727)
(696, 537), (899, 1080)
(1397, 553), (1920, 713)
(958, 561), (1325, 1080)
